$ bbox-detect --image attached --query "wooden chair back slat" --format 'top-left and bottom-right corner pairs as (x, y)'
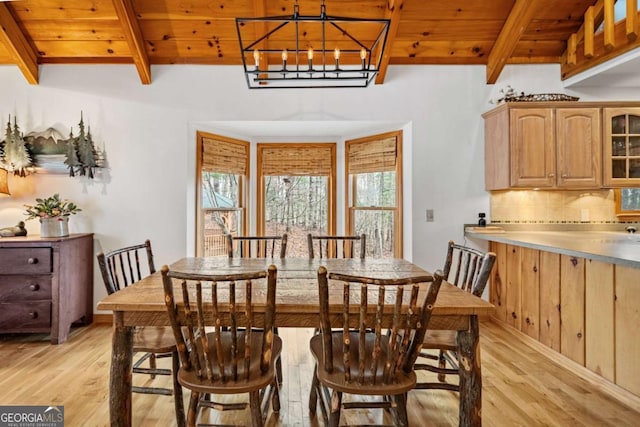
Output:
(342, 285), (351, 381)
(97, 239), (154, 294)
(358, 283), (367, 383)
(443, 240), (497, 297)
(307, 234), (367, 259)
(316, 267), (443, 385)
(161, 266), (277, 385)
(227, 234), (288, 258)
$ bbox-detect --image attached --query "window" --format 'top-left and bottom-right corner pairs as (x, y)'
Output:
(257, 143), (336, 257)
(346, 131), (403, 258)
(615, 188), (640, 219)
(196, 132), (249, 256)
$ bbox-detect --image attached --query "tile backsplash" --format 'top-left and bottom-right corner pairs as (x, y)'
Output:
(490, 189), (632, 223)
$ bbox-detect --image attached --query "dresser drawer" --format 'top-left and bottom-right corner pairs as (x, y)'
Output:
(0, 301), (52, 330)
(0, 248), (52, 274)
(0, 276), (52, 302)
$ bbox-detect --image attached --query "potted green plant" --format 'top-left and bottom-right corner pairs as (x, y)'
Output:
(24, 194), (81, 237)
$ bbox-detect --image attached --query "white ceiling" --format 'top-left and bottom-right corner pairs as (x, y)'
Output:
(564, 47), (640, 88)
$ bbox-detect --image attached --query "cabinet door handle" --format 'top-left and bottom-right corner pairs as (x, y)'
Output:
(548, 173), (555, 178)
(29, 283), (40, 291)
(27, 257), (39, 265)
(561, 174), (567, 178)
(28, 311), (38, 319)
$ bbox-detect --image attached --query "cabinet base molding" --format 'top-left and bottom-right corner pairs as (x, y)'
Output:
(488, 318), (640, 412)
(93, 313), (113, 324)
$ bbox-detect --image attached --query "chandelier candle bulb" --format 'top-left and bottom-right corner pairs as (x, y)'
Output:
(253, 49), (260, 68)
(360, 48), (367, 68)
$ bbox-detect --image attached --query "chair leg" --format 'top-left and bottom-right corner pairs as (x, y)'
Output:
(272, 377), (281, 413)
(309, 364), (319, 415)
(149, 353), (157, 379)
(437, 350), (447, 382)
(276, 357), (283, 386)
(171, 351), (186, 427)
(186, 391), (200, 427)
(250, 390), (264, 427)
(329, 390), (342, 427)
(392, 393), (409, 427)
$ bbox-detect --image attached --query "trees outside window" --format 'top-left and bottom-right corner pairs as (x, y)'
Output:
(615, 188), (640, 220)
(346, 131), (403, 258)
(197, 132), (248, 256)
(197, 133), (404, 258)
(258, 143), (336, 257)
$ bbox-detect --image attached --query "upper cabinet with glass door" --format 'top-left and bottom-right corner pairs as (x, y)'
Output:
(603, 108), (640, 187)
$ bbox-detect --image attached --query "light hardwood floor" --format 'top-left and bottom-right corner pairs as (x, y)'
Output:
(1, 320), (639, 426)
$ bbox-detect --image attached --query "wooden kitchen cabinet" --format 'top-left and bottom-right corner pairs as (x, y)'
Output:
(560, 254), (585, 365)
(488, 240), (640, 398)
(585, 260), (614, 382)
(484, 103), (601, 190)
(538, 251), (560, 352)
(603, 107), (640, 186)
(489, 241), (507, 322)
(615, 265), (640, 396)
(0, 234), (93, 344)
(520, 247), (540, 340)
(504, 244), (521, 329)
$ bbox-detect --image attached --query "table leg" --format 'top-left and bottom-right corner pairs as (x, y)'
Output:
(110, 311), (133, 427)
(457, 315), (481, 427)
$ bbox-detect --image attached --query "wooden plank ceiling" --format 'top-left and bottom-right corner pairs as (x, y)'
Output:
(0, 0), (608, 85)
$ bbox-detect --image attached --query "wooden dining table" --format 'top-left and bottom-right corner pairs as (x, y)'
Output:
(97, 257), (494, 427)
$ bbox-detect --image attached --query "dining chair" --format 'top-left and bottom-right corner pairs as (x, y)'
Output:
(307, 233), (366, 259)
(413, 240), (496, 392)
(226, 233), (288, 258)
(96, 240), (185, 426)
(161, 264), (282, 427)
(225, 233), (287, 386)
(308, 266), (444, 426)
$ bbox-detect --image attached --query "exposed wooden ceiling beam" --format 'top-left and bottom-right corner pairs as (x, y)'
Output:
(0, 3), (38, 84)
(112, 0), (151, 84)
(253, 0), (268, 73)
(486, 0), (540, 84)
(375, 0), (404, 85)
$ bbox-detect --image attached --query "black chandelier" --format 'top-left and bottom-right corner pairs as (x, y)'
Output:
(236, 1), (390, 89)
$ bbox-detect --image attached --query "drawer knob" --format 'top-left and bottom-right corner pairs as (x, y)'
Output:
(27, 257), (39, 265)
(28, 311), (38, 319)
(29, 283), (40, 291)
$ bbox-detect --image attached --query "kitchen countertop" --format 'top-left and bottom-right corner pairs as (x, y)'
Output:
(465, 228), (640, 268)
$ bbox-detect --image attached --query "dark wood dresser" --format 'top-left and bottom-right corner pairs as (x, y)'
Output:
(0, 233), (94, 344)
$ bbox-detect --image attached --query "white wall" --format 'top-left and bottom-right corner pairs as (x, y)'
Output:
(0, 62), (566, 311)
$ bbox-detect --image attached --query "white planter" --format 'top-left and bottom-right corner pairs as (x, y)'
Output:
(40, 217), (69, 238)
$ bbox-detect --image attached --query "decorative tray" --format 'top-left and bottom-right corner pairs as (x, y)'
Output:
(505, 93), (579, 102)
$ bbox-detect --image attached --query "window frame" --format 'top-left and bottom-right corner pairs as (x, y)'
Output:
(615, 188), (640, 220)
(196, 131), (249, 256)
(345, 130), (403, 258)
(256, 142), (337, 236)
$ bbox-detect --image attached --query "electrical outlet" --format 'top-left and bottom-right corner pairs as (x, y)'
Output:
(581, 208), (590, 222)
(426, 209), (434, 222)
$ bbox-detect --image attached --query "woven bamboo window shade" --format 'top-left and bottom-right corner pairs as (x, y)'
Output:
(261, 146), (333, 176)
(347, 136), (397, 174)
(201, 137), (248, 175)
